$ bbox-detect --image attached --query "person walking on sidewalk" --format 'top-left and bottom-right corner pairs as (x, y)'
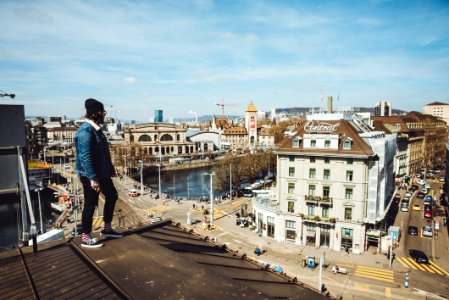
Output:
(75, 98), (123, 248)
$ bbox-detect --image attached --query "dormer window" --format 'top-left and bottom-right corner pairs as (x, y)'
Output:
(343, 138), (352, 150)
(292, 137), (301, 148)
(395, 123), (401, 132)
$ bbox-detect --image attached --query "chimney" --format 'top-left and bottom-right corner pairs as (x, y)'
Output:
(327, 96), (333, 113)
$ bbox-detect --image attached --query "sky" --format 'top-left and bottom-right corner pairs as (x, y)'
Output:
(1, 0), (449, 122)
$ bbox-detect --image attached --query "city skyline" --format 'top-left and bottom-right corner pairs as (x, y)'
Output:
(1, 0), (448, 121)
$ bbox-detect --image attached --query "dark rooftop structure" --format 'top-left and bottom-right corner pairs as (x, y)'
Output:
(0, 220), (329, 299)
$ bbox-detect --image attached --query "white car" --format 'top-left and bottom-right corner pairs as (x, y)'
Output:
(424, 183), (431, 189)
(423, 226), (433, 237)
(421, 188), (428, 194)
(400, 203), (409, 212)
(417, 179), (426, 186)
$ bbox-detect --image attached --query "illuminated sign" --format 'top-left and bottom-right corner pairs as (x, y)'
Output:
(304, 121), (339, 133)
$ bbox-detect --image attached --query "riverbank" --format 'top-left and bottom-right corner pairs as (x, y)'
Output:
(143, 158), (221, 174)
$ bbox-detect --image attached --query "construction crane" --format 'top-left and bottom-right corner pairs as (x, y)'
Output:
(215, 99), (238, 120)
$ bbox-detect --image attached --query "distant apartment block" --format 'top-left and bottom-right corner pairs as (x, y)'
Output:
(423, 101), (449, 125)
(374, 101), (392, 116)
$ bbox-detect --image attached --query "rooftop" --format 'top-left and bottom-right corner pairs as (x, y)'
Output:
(0, 220), (327, 299)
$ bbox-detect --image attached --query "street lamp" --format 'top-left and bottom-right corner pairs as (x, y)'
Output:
(158, 155), (162, 201)
(139, 159), (144, 196)
(34, 187), (45, 234)
(122, 155), (127, 187)
(204, 172), (215, 227)
(0, 91), (15, 99)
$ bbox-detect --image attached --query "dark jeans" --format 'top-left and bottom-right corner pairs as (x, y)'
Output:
(80, 176), (118, 234)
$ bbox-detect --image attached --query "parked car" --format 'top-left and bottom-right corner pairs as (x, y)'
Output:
(400, 202), (409, 212)
(439, 176), (445, 182)
(405, 192), (413, 198)
(409, 185), (419, 192)
(128, 189), (140, 197)
(409, 249), (429, 264)
(423, 199), (432, 206)
(425, 195), (433, 201)
(421, 188), (428, 194)
(423, 226), (433, 237)
(402, 197), (410, 204)
(417, 192), (425, 199)
(424, 183), (431, 189)
(417, 179), (426, 185)
(412, 204), (421, 211)
(408, 226), (418, 236)
(424, 209), (432, 219)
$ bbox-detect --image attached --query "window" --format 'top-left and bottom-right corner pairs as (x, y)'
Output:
(323, 186), (330, 198)
(324, 140), (331, 148)
(344, 208), (352, 220)
(345, 188), (353, 200)
(309, 168), (316, 179)
(310, 157), (316, 163)
(286, 220), (296, 229)
(306, 223), (316, 231)
(308, 185), (316, 196)
(286, 229), (296, 240)
(343, 140), (351, 149)
(323, 169), (330, 180)
(288, 182), (295, 194)
(347, 158), (353, 165)
(267, 216), (275, 238)
(287, 201), (294, 213)
(308, 205), (315, 216)
(289, 167), (295, 177)
(289, 156), (294, 162)
(310, 140), (316, 147)
(346, 171), (353, 181)
(322, 207), (329, 218)
(292, 138), (301, 148)
(324, 157), (330, 164)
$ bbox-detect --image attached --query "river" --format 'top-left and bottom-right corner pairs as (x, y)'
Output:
(142, 166), (227, 200)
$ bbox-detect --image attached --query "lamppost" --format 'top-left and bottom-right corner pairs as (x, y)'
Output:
(139, 159), (144, 196)
(0, 91), (15, 98)
(123, 155), (127, 187)
(158, 155), (162, 201)
(34, 187), (45, 234)
(204, 172), (215, 226)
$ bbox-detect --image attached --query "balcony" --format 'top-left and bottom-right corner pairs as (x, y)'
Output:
(304, 195), (333, 206)
(300, 214), (337, 225)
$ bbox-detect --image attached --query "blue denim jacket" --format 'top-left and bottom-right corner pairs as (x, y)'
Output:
(75, 121), (115, 181)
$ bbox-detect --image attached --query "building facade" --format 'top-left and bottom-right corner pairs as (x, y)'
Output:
(253, 119), (382, 254)
(423, 101), (449, 125)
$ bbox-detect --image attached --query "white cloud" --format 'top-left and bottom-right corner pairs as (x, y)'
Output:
(124, 77), (138, 84)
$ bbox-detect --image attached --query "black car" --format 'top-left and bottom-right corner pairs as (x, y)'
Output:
(409, 185), (419, 192)
(417, 192), (425, 199)
(409, 249), (429, 264)
(407, 226), (418, 236)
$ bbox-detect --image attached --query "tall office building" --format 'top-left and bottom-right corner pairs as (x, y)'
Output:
(374, 101), (392, 116)
(154, 110), (163, 123)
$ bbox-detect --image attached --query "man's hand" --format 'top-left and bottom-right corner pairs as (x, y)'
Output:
(90, 180), (100, 193)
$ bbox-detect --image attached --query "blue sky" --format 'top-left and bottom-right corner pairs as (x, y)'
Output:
(1, 0), (448, 122)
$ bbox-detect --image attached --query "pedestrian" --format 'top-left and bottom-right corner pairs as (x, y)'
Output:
(75, 98), (123, 248)
(345, 246), (350, 256)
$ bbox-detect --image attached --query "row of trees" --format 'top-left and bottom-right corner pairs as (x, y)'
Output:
(212, 151), (276, 192)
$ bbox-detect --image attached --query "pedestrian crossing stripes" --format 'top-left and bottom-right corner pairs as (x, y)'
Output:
(192, 207), (225, 219)
(396, 257), (449, 276)
(92, 216), (103, 229)
(145, 205), (171, 216)
(353, 265), (394, 283)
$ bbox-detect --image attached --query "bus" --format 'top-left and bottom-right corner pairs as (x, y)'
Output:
(242, 187), (254, 197)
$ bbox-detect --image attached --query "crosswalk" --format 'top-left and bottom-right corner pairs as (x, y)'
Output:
(145, 205), (171, 217)
(396, 257), (449, 276)
(353, 265), (394, 283)
(92, 216), (103, 229)
(192, 207), (226, 219)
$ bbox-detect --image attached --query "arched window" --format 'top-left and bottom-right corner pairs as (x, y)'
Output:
(149, 148), (153, 155)
(130, 134), (134, 143)
(160, 134), (173, 141)
(138, 134), (152, 142)
(204, 144), (208, 151)
(176, 134), (180, 141)
(178, 146), (182, 154)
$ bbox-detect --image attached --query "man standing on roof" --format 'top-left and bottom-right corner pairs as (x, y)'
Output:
(75, 98), (122, 248)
